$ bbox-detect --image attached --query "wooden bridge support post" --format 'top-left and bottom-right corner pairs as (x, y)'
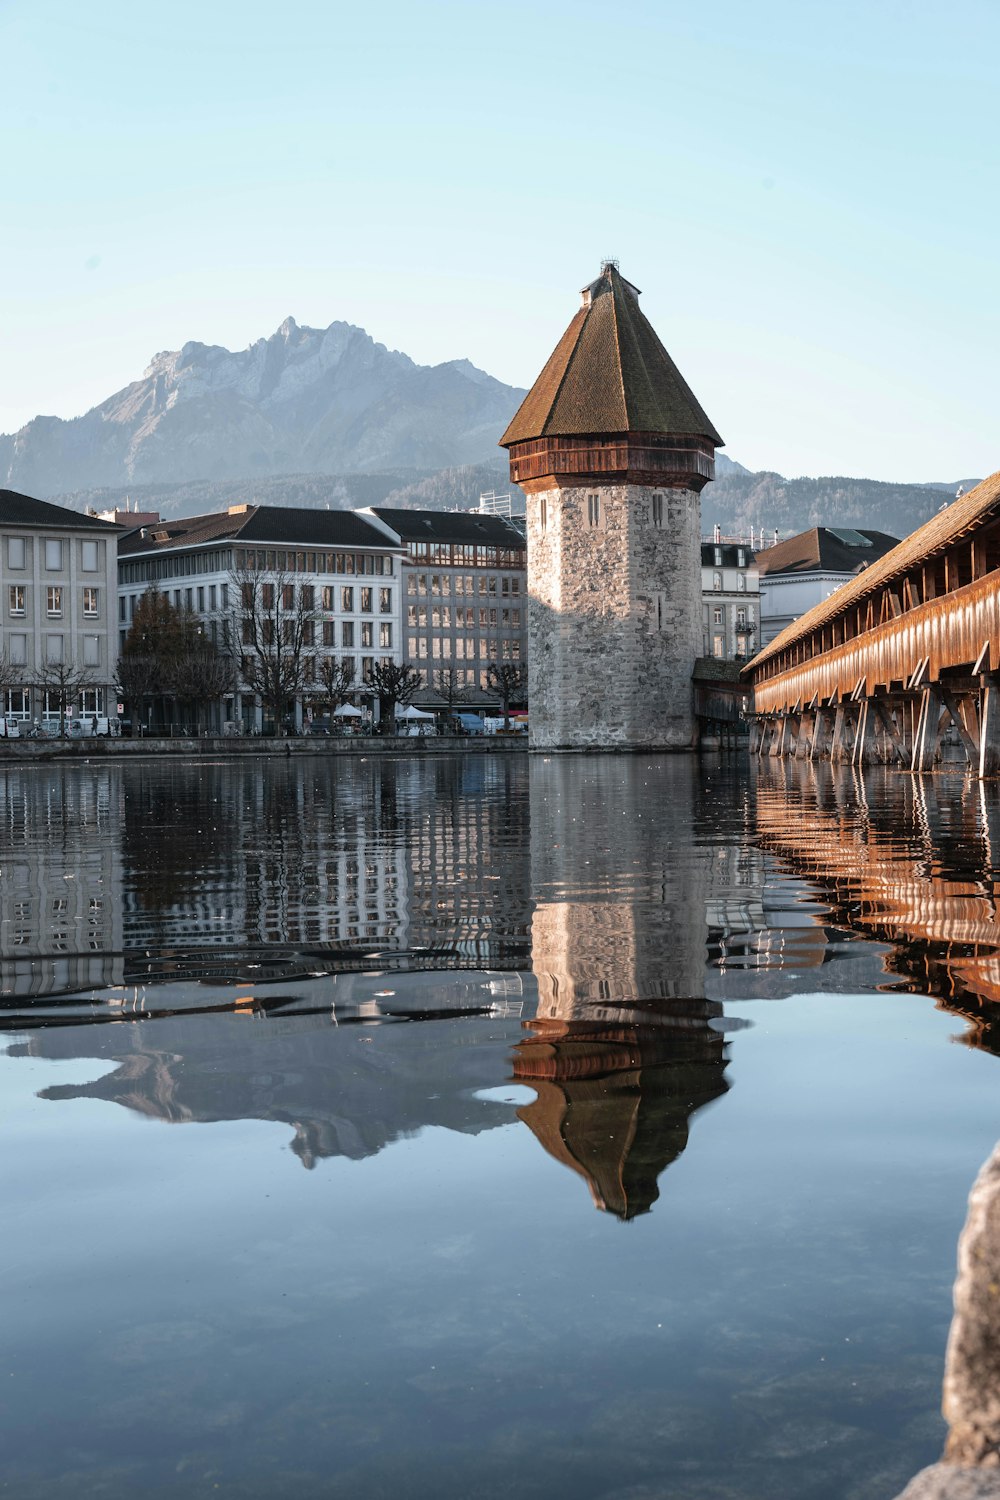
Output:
(795, 713), (813, 759)
(912, 686), (945, 772)
(874, 699), (908, 766)
(829, 703), (849, 764)
(748, 718), (763, 756)
(853, 700), (879, 766)
(980, 678), (1000, 777)
(810, 708), (831, 761)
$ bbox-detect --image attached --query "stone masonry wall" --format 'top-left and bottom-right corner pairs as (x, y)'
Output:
(527, 483), (702, 750)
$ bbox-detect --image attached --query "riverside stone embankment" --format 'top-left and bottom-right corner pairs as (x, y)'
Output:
(0, 734), (527, 762)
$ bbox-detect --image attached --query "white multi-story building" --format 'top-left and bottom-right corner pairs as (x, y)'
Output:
(755, 526), (900, 648)
(700, 535), (760, 660)
(115, 503), (405, 731)
(0, 489), (120, 726)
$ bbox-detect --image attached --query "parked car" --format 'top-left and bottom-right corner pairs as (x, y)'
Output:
(0, 716), (21, 738)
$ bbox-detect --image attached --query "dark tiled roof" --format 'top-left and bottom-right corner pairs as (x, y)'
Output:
(500, 265), (722, 448)
(370, 507), (526, 549)
(118, 504), (397, 556)
(0, 489), (119, 532)
(700, 542), (755, 567)
(749, 472), (1000, 670)
(755, 527), (900, 578)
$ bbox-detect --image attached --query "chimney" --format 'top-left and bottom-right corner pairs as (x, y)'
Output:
(773, 529), (779, 547)
(713, 523), (721, 544)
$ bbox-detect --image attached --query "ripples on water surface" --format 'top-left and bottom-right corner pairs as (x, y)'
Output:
(3, 753), (1000, 1498)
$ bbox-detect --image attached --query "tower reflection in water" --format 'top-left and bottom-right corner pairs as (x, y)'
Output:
(515, 758), (745, 1220)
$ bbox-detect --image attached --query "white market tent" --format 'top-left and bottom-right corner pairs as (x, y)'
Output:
(333, 703), (363, 718)
(395, 704), (435, 721)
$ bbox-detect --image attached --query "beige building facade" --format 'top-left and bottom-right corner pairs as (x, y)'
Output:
(0, 489), (119, 726)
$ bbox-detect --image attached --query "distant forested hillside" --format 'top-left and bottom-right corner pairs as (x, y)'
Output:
(700, 470), (982, 541)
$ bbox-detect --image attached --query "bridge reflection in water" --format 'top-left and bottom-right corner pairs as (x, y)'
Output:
(753, 760), (1000, 1052)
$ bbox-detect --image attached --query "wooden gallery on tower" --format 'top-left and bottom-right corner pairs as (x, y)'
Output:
(500, 263), (722, 751)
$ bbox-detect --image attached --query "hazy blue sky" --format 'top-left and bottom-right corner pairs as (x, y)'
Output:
(1, 0), (997, 480)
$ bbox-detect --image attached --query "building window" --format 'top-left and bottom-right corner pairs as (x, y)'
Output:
(81, 540), (100, 572)
(379, 587), (392, 613)
(46, 586), (62, 616)
(736, 608), (746, 629)
(737, 549), (746, 568)
(323, 621), (335, 647)
(360, 587), (373, 612)
(714, 547), (722, 567)
(81, 688), (104, 715)
(83, 587), (99, 617)
(713, 572), (722, 591)
(713, 636), (725, 658)
(44, 539), (63, 571)
(46, 635), (64, 664)
(586, 493), (601, 527)
(651, 495), (664, 528)
(9, 634), (26, 666)
(209, 585), (217, 611)
(360, 621), (373, 648)
(341, 586), (354, 613)
(9, 585), (25, 616)
(713, 606), (723, 625)
(5, 690), (30, 719)
(379, 622), (392, 648)
(83, 635), (100, 667)
(342, 621), (354, 648)
(8, 537), (25, 569)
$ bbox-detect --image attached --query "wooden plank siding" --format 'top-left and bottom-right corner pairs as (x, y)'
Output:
(752, 568), (1000, 716)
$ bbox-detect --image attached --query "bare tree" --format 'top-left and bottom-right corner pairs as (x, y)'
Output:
(232, 567), (318, 735)
(32, 660), (95, 735)
(486, 662), (527, 729)
(368, 660), (421, 735)
(311, 656), (356, 722)
(435, 666), (462, 718)
(165, 640), (235, 733)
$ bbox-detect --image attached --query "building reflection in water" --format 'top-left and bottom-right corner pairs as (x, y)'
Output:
(753, 760), (1000, 1054)
(516, 758), (749, 1220)
(0, 766), (125, 999)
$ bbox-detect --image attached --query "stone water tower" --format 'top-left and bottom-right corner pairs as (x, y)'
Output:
(500, 263), (722, 750)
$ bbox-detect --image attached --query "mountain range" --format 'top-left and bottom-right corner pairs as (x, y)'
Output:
(1, 315), (986, 542)
(0, 317), (525, 497)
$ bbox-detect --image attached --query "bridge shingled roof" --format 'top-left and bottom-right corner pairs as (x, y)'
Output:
(747, 469), (1000, 673)
(499, 264), (722, 449)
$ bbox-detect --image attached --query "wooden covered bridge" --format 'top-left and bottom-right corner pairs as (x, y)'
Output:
(743, 472), (1000, 776)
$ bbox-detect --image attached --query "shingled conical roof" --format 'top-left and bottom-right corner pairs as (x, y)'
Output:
(500, 264), (722, 448)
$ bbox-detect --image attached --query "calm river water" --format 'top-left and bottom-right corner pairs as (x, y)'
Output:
(3, 753), (1000, 1499)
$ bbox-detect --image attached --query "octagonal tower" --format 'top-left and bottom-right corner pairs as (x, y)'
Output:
(500, 264), (722, 751)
